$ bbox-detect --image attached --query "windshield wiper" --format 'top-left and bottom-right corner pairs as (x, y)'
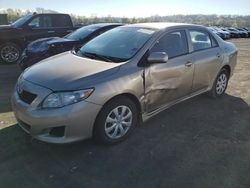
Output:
(82, 52), (113, 62)
(102, 55), (127, 63)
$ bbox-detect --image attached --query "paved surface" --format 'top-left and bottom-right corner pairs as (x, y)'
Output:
(0, 39), (249, 188)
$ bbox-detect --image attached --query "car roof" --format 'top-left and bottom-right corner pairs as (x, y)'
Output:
(125, 22), (198, 30)
(32, 13), (70, 16)
(86, 23), (123, 27)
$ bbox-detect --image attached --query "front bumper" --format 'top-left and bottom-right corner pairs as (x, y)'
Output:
(11, 79), (102, 144)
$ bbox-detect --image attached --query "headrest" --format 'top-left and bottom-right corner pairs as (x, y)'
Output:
(195, 34), (208, 42)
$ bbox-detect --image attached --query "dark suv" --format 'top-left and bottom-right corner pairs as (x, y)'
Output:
(0, 13), (80, 63)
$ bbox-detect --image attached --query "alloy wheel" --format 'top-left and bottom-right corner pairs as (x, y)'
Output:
(104, 105), (133, 139)
(1, 44), (20, 63)
(216, 73), (228, 95)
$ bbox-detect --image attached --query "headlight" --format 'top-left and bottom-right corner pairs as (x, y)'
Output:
(42, 89), (94, 108)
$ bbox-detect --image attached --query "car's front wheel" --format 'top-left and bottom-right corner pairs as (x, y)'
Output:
(0, 42), (21, 63)
(93, 96), (138, 144)
(210, 68), (230, 98)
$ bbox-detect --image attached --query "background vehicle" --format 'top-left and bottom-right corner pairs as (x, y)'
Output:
(226, 28), (241, 38)
(0, 13), (81, 63)
(230, 28), (247, 38)
(19, 23), (122, 70)
(213, 27), (230, 39)
(242, 27), (250, 36)
(207, 27), (230, 40)
(236, 28), (249, 38)
(207, 27), (223, 38)
(12, 23), (238, 144)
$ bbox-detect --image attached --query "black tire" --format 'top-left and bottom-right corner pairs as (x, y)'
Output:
(0, 42), (21, 64)
(93, 96), (138, 145)
(209, 68), (230, 98)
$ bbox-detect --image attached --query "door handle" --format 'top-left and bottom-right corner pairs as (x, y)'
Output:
(48, 30), (55, 33)
(216, 53), (221, 58)
(185, 61), (193, 67)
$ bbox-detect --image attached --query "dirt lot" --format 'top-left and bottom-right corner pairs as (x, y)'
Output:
(0, 39), (249, 188)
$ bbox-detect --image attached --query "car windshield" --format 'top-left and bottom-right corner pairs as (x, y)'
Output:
(65, 25), (101, 41)
(11, 15), (32, 27)
(77, 27), (156, 62)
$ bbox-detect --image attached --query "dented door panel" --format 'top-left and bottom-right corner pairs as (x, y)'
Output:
(145, 54), (194, 112)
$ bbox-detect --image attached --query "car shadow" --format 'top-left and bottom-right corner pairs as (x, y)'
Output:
(0, 93), (250, 188)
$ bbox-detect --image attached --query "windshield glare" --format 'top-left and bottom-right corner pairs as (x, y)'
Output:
(65, 25), (101, 41)
(11, 15), (32, 27)
(78, 27), (156, 62)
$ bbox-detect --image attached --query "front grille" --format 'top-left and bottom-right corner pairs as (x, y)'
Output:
(18, 90), (37, 104)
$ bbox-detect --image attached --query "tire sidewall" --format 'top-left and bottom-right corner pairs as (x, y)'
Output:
(93, 97), (138, 144)
(0, 42), (21, 64)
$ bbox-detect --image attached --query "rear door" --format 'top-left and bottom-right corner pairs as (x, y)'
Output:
(187, 29), (222, 92)
(52, 15), (73, 37)
(144, 30), (194, 112)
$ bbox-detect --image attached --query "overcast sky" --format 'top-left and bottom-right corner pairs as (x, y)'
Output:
(1, 0), (250, 17)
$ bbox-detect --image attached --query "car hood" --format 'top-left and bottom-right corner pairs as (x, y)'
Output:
(27, 37), (76, 53)
(23, 51), (121, 91)
(0, 25), (13, 30)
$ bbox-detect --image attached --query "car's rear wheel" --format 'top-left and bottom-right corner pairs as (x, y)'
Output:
(0, 42), (21, 64)
(209, 68), (229, 98)
(93, 96), (138, 144)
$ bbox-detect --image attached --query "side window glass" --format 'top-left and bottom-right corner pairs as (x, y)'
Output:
(53, 15), (71, 27)
(189, 30), (212, 51)
(211, 35), (218, 47)
(28, 16), (52, 28)
(151, 30), (188, 59)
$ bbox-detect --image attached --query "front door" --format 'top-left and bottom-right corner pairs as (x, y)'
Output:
(145, 30), (194, 112)
(52, 14), (73, 37)
(24, 15), (56, 43)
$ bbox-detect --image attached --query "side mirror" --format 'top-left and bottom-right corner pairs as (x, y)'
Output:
(72, 44), (82, 53)
(147, 52), (168, 64)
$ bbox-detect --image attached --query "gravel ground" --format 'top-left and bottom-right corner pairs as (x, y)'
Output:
(0, 39), (249, 188)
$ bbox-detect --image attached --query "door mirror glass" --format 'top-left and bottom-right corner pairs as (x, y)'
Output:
(147, 52), (168, 64)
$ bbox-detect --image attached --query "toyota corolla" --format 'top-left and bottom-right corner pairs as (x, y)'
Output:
(12, 23), (237, 144)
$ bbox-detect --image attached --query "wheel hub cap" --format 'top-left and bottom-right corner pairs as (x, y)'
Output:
(1, 45), (19, 63)
(104, 105), (133, 139)
(216, 73), (227, 95)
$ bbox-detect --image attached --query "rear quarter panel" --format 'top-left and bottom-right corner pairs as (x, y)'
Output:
(221, 41), (238, 77)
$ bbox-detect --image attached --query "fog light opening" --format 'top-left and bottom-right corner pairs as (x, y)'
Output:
(49, 126), (65, 137)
